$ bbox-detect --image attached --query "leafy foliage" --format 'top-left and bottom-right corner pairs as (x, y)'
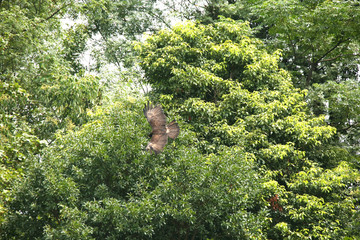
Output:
(136, 19), (360, 239)
(190, 0), (360, 87)
(309, 80), (360, 155)
(0, 0), (102, 223)
(184, 1), (360, 161)
(76, 0), (166, 70)
(1, 97), (269, 239)
(250, 0), (360, 87)
(1, 1), (359, 238)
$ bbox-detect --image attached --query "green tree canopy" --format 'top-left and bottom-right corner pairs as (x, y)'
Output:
(136, 18), (360, 239)
(188, 0), (360, 87)
(75, 0), (167, 70)
(180, 0), (360, 156)
(1, 1), (359, 238)
(1, 92), (269, 239)
(0, 0), (102, 221)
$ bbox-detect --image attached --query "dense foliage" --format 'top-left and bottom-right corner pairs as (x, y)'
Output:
(189, 0), (360, 86)
(0, 0), (102, 222)
(183, 0), (360, 155)
(2, 95), (270, 239)
(1, 0), (359, 239)
(136, 19), (360, 239)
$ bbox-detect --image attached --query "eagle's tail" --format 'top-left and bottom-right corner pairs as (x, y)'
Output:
(166, 120), (180, 139)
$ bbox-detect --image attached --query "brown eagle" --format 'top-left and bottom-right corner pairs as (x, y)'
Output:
(143, 101), (180, 154)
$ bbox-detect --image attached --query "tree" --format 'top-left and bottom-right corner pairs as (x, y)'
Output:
(75, 0), (168, 71)
(0, 0), (102, 143)
(135, 18), (360, 239)
(249, 0), (360, 88)
(181, 1), (360, 157)
(309, 80), (360, 155)
(0, 0), (102, 222)
(1, 90), (269, 239)
(186, 0), (360, 87)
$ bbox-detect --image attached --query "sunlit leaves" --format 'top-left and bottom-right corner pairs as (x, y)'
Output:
(137, 18), (360, 239)
(1, 97), (269, 239)
(192, 0), (360, 88)
(285, 193), (354, 239)
(250, 0), (360, 86)
(290, 161), (360, 197)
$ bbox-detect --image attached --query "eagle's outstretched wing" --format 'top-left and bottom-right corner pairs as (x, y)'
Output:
(143, 101), (167, 130)
(166, 120), (180, 139)
(143, 101), (168, 154)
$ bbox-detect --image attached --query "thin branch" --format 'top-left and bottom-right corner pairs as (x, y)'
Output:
(20, 3), (70, 32)
(305, 39), (348, 86)
(341, 122), (359, 132)
(314, 39), (349, 65)
(321, 53), (360, 63)
(284, 25), (298, 66)
(42, 4), (69, 22)
(143, 8), (172, 29)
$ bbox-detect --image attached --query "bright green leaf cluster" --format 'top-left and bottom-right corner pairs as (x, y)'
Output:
(1, 98), (269, 239)
(136, 18), (360, 239)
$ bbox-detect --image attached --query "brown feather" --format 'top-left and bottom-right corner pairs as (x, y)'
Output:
(144, 102), (167, 129)
(147, 133), (168, 154)
(166, 120), (180, 139)
(144, 101), (180, 154)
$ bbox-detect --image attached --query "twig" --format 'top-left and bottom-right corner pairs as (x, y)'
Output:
(314, 39), (349, 65)
(321, 53), (360, 62)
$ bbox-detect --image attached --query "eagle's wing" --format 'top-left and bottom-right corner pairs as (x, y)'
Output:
(148, 133), (168, 154)
(143, 101), (167, 130)
(144, 101), (168, 154)
(166, 120), (180, 139)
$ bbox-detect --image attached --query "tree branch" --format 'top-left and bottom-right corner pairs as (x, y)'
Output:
(143, 8), (172, 29)
(321, 53), (360, 63)
(285, 26), (297, 60)
(341, 122), (359, 132)
(305, 39), (349, 86)
(42, 4), (69, 22)
(314, 39), (349, 65)
(20, 3), (69, 33)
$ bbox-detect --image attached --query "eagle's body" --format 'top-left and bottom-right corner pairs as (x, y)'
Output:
(143, 102), (180, 154)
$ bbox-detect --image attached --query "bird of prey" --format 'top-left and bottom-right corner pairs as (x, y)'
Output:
(143, 101), (180, 154)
